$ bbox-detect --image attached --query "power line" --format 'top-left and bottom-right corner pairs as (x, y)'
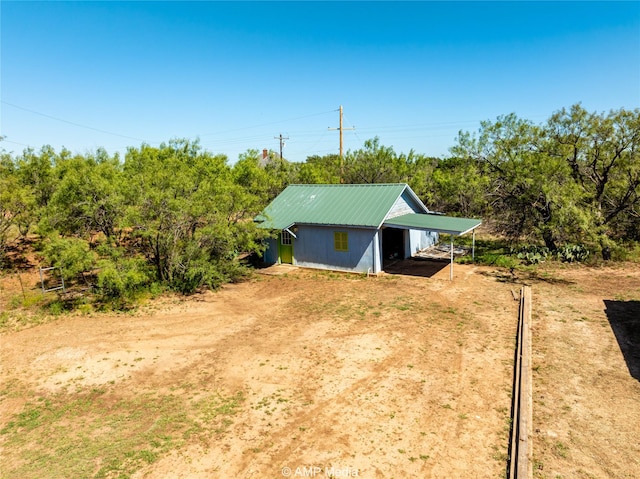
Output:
(1, 138), (33, 149)
(343, 112), (364, 146)
(198, 109), (335, 138)
(1, 100), (147, 142)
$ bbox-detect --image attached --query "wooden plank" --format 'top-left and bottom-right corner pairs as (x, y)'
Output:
(517, 286), (533, 479)
(508, 288), (524, 479)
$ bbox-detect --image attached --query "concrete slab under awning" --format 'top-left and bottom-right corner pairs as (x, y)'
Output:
(383, 213), (482, 280)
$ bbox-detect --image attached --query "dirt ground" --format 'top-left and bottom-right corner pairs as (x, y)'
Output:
(530, 264), (640, 479)
(1, 260), (639, 479)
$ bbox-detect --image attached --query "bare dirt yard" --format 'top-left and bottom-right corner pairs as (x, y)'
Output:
(1, 260), (639, 479)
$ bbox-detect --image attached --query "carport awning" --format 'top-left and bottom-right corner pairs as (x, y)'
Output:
(383, 213), (482, 281)
(383, 213), (482, 235)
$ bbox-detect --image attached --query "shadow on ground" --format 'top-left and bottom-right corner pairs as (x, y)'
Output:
(383, 257), (449, 278)
(1, 238), (36, 271)
(604, 299), (640, 381)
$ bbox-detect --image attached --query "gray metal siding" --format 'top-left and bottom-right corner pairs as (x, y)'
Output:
(293, 225), (377, 273)
(385, 190), (427, 220)
(408, 229), (439, 255)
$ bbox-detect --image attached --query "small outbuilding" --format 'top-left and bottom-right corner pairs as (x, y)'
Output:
(255, 183), (481, 278)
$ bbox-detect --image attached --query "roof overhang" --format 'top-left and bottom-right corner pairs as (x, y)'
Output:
(383, 213), (482, 236)
(384, 213), (482, 281)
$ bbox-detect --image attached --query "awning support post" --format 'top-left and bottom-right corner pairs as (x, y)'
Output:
(472, 229), (476, 263)
(450, 235), (454, 281)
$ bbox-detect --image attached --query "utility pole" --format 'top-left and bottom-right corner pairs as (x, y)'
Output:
(274, 134), (289, 160)
(328, 105), (355, 181)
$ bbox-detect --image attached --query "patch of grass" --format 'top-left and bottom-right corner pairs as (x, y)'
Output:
(1, 387), (245, 479)
(0, 309), (57, 332)
(533, 458), (545, 478)
(297, 292), (425, 321)
(253, 391), (290, 417)
(21, 291), (46, 309)
(491, 444), (508, 462)
(389, 295), (420, 312)
(48, 300), (65, 315)
(553, 441), (569, 459)
(9, 294), (23, 309)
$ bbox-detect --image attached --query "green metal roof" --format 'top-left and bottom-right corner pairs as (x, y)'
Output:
(383, 213), (482, 235)
(256, 183), (411, 229)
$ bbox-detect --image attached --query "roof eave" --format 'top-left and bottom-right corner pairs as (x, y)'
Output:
(403, 184), (430, 214)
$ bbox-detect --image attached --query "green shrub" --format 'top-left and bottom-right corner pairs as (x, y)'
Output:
(493, 255), (520, 269)
(97, 257), (152, 300)
(169, 258), (248, 294)
(42, 236), (96, 278)
(609, 241), (640, 262)
(48, 301), (65, 315)
(473, 252), (519, 269)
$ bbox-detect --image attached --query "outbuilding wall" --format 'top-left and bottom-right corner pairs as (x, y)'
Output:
(292, 225), (377, 274)
(407, 229), (439, 256)
(261, 224), (438, 272)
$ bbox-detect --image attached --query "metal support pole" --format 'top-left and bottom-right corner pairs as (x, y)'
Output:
(450, 235), (454, 281)
(472, 229), (476, 262)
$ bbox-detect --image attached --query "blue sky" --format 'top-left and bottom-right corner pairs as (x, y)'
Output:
(2, 1), (639, 162)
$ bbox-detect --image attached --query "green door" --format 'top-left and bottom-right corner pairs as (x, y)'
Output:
(279, 230), (293, 264)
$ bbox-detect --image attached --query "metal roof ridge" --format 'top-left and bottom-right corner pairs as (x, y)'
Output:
(284, 183), (408, 187)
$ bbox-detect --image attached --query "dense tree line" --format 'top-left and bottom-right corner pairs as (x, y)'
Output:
(1, 139), (277, 303)
(451, 105), (640, 257)
(0, 104), (638, 303)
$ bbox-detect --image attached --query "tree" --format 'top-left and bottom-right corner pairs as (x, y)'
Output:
(41, 235), (96, 279)
(343, 137), (404, 184)
(233, 149), (293, 205)
(297, 154), (342, 184)
(45, 149), (124, 240)
(123, 139), (269, 292)
(451, 113), (588, 249)
(402, 152), (439, 202)
(428, 156), (490, 217)
(0, 149), (36, 260)
(545, 105), (640, 256)
(15, 145), (58, 210)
